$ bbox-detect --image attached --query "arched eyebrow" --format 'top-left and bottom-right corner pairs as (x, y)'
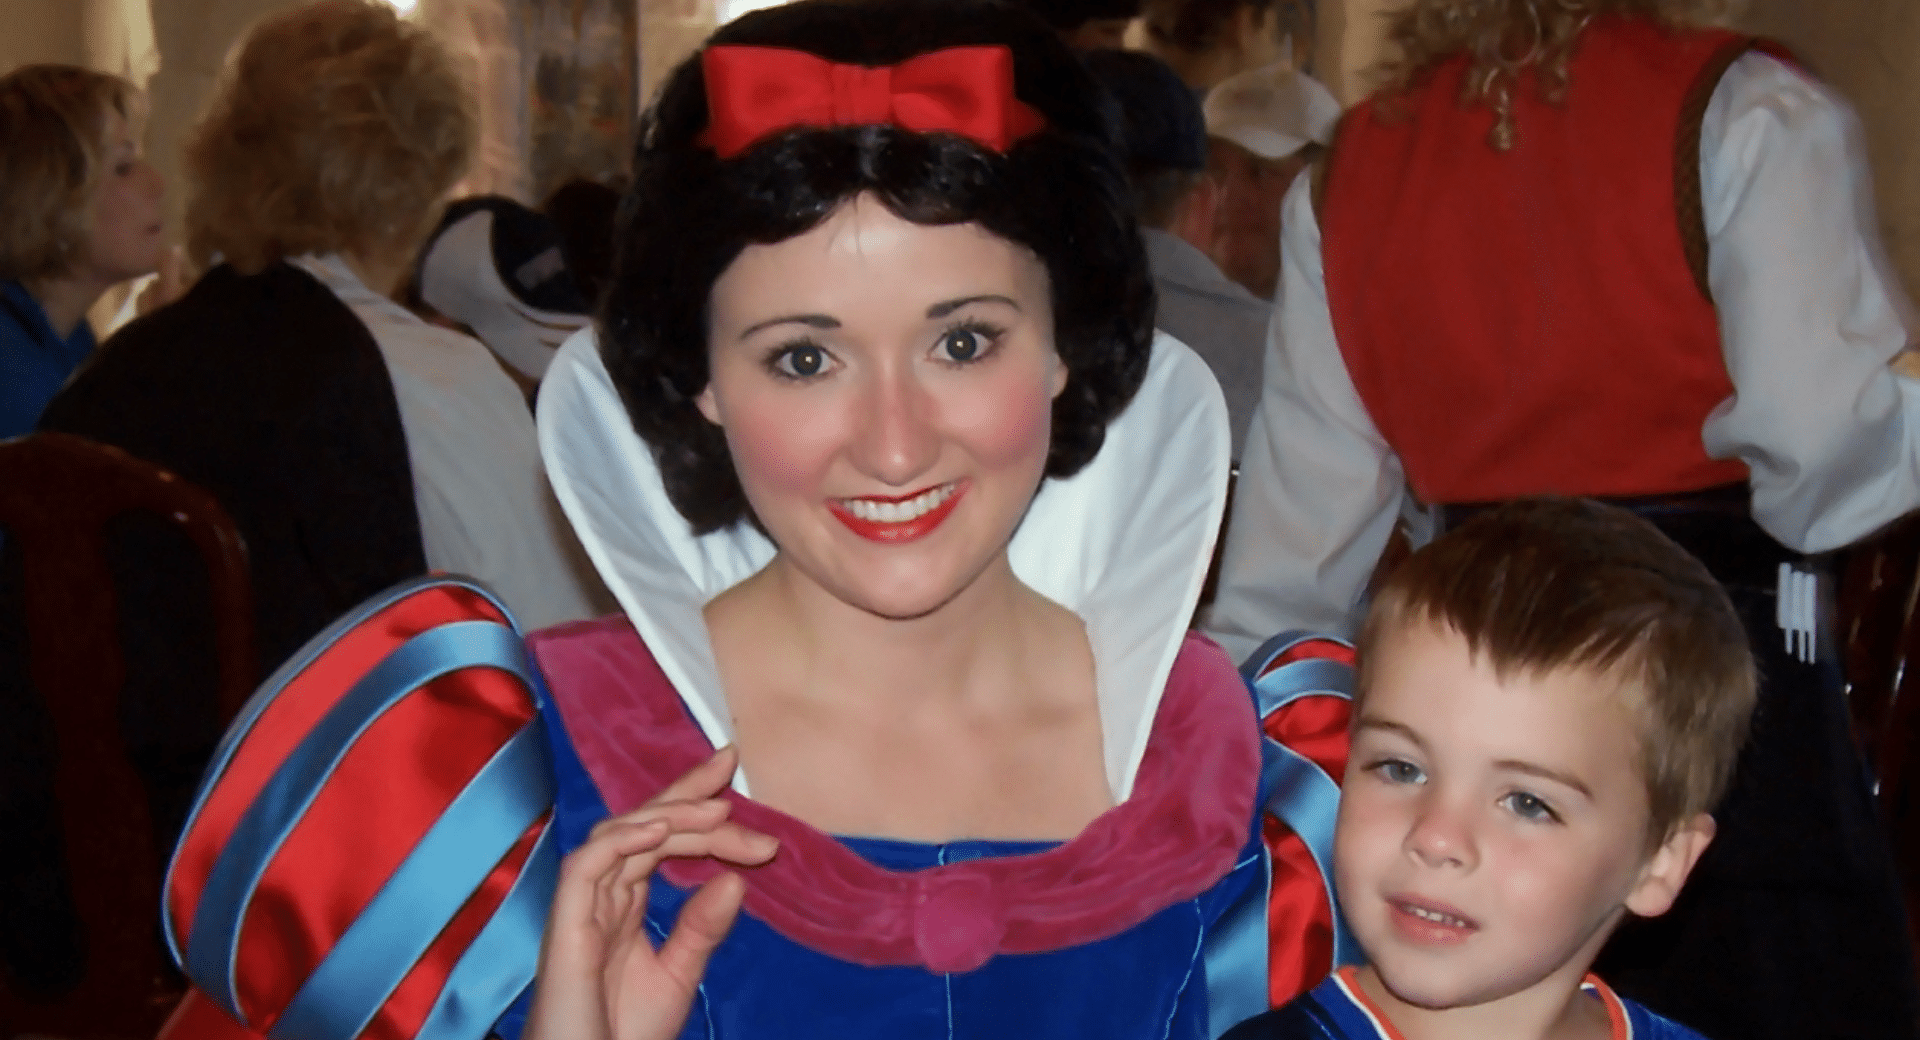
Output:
(739, 313), (839, 339)
(740, 295), (1022, 339)
(927, 295), (1020, 319)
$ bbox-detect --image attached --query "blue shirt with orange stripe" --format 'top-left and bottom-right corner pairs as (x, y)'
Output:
(1223, 966), (1712, 1040)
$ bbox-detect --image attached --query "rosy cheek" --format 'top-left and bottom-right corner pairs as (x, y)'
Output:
(720, 389), (848, 499)
(942, 374), (1056, 472)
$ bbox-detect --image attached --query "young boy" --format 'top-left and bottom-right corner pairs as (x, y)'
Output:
(1228, 497), (1756, 1040)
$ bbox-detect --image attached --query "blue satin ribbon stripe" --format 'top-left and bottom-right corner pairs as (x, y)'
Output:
(164, 575), (524, 968)
(413, 823), (560, 1040)
(271, 719), (555, 1040)
(186, 619), (533, 1023)
(1203, 632), (1363, 1036)
(1252, 654), (1362, 972)
(1247, 644), (1362, 973)
(1204, 845), (1274, 1037)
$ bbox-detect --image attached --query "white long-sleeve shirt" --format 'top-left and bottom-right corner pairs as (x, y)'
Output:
(294, 253), (611, 631)
(1203, 53), (1920, 663)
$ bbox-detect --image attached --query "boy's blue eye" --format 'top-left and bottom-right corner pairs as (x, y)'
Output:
(1502, 791), (1559, 822)
(1370, 758), (1424, 785)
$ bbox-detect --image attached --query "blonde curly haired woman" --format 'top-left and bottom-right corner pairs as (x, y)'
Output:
(42, 0), (604, 673)
(1208, 1), (1920, 1038)
(0, 65), (165, 438)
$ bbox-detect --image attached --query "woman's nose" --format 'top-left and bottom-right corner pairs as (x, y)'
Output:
(848, 364), (940, 487)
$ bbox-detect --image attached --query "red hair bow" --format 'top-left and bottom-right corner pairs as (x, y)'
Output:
(699, 44), (1047, 158)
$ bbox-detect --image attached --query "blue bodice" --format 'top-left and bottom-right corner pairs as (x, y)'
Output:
(494, 694), (1263, 1040)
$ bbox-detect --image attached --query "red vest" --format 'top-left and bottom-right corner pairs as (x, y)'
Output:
(1321, 19), (1779, 503)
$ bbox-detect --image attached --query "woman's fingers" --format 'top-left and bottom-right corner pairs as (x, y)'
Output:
(586, 803), (775, 864)
(557, 819), (668, 927)
(655, 872), (747, 992)
(587, 796), (731, 846)
(650, 746), (740, 805)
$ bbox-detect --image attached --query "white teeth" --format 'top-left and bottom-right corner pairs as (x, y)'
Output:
(843, 482), (955, 524)
(1405, 904), (1468, 927)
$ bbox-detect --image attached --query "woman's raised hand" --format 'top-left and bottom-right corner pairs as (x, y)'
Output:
(525, 746), (778, 1040)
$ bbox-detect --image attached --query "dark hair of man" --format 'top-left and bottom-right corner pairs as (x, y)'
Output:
(1013, 0), (1145, 33)
(1144, 0), (1277, 53)
(1131, 168), (1204, 229)
(601, 0), (1154, 533)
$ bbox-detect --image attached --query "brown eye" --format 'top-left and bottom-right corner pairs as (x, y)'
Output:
(941, 327), (981, 362)
(777, 344), (827, 377)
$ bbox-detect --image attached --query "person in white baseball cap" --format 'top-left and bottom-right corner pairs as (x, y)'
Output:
(417, 195), (594, 385)
(1202, 61), (1337, 298)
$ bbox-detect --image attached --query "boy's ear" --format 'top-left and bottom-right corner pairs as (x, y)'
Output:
(1624, 813), (1716, 918)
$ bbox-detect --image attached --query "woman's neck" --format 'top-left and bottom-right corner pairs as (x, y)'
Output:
(340, 245), (412, 300)
(22, 274), (108, 341)
(726, 553), (1060, 711)
(705, 552), (1109, 841)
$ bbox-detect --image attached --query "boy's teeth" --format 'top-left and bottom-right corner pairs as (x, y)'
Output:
(1406, 905), (1467, 927)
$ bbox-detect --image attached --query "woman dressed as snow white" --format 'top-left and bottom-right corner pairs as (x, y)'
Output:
(501, 1), (1313, 1035)
(502, 1), (1321, 1036)
(171, 1), (1340, 1036)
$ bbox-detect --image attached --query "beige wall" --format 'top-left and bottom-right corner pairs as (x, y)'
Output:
(0, 0), (86, 72)
(1315, 0), (1395, 103)
(1735, 0), (1920, 304)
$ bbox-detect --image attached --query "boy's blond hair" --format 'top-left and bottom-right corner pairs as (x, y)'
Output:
(1356, 496), (1755, 844)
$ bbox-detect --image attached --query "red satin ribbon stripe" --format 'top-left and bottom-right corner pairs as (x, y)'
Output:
(698, 45), (1046, 158)
(1255, 636), (1354, 1007)
(162, 583), (535, 1037)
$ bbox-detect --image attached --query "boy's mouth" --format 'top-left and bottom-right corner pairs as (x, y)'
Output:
(1387, 896), (1478, 943)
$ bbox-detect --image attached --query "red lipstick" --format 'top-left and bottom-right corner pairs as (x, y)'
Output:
(827, 481), (966, 544)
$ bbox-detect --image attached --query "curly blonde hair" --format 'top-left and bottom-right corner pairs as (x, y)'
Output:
(0, 66), (133, 282)
(185, 0), (474, 273)
(1375, 0), (1726, 150)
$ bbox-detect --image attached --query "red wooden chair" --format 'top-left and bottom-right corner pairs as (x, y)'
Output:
(1836, 514), (1920, 777)
(1848, 515), (1920, 967)
(0, 432), (254, 1040)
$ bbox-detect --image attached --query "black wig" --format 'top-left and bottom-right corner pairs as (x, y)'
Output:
(601, 0), (1154, 533)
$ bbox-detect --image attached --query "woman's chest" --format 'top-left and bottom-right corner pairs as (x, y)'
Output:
(730, 698), (1113, 842)
(649, 859), (1220, 1040)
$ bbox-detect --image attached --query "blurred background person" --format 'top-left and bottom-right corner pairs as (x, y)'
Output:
(0, 65), (166, 439)
(417, 194), (595, 397)
(1141, 0), (1291, 91)
(1012, 0), (1142, 50)
(539, 176), (623, 308)
(1202, 60), (1338, 298)
(45, 0), (606, 652)
(1085, 48), (1267, 461)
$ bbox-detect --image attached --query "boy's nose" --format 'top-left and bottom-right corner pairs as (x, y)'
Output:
(848, 365), (940, 487)
(1403, 797), (1477, 871)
